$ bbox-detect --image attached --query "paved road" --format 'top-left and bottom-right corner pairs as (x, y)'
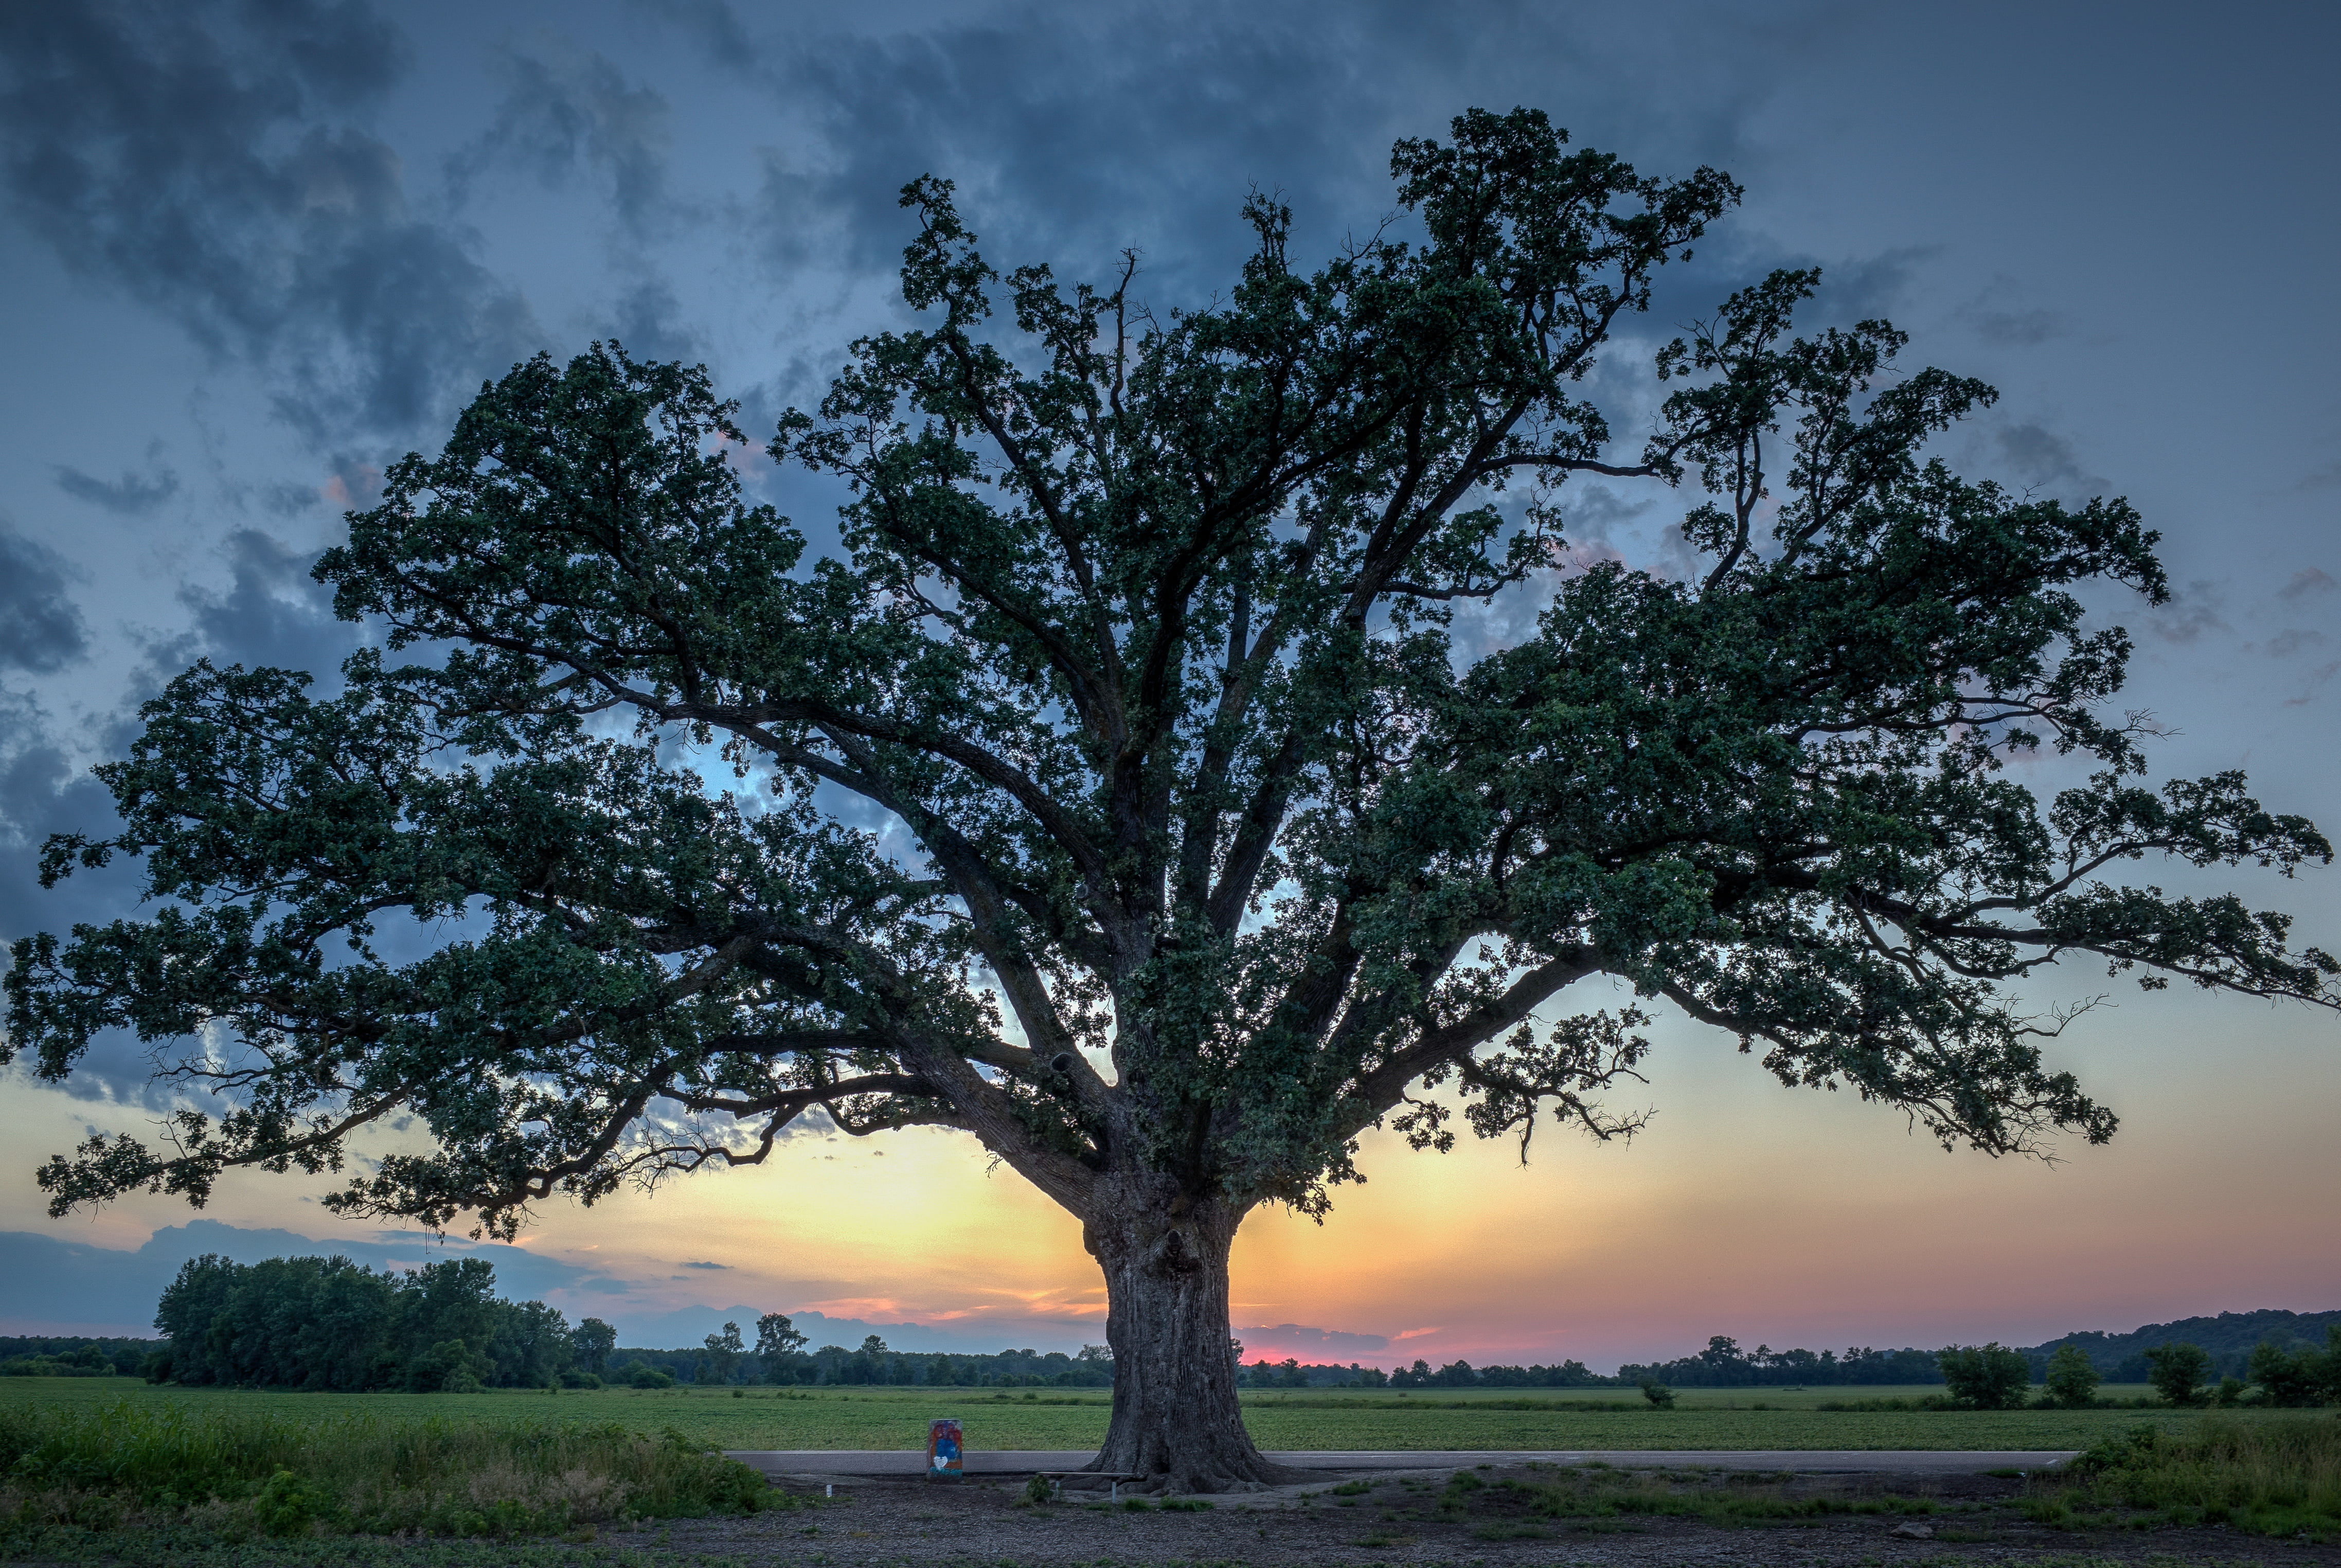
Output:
(727, 1448), (2075, 1477)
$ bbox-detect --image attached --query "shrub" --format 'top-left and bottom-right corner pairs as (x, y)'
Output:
(251, 1468), (323, 1538)
(2249, 1330), (2340, 1408)
(2033, 1415), (2341, 1539)
(2145, 1342), (2213, 1406)
(1937, 1343), (2030, 1410)
(0, 1399), (784, 1540)
(558, 1370), (603, 1389)
(1638, 1379), (1674, 1409)
(627, 1364), (676, 1389)
(2042, 1344), (2102, 1408)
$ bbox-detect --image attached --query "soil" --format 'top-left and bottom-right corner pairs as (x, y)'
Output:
(612, 1460), (2341, 1565)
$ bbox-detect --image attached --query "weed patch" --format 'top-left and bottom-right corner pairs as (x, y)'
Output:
(2024, 1415), (2341, 1541)
(0, 1398), (786, 1543)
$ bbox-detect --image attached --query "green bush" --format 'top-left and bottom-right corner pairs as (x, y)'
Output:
(626, 1364), (676, 1389)
(2033, 1415), (2341, 1539)
(2041, 1344), (2101, 1408)
(1637, 1379), (1674, 1409)
(2145, 1342), (2213, 1406)
(1937, 1343), (2030, 1410)
(2250, 1330), (2340, 1408)
(0, 1398), (785, 1541)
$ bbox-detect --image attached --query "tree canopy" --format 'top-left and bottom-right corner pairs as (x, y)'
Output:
(7, 106), (2332, 1486)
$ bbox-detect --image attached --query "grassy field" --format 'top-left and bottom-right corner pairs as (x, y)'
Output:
(0, 1376), (2275, 1452)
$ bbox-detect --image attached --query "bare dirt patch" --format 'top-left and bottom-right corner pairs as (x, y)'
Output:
(627, 1460), (2341, 1565)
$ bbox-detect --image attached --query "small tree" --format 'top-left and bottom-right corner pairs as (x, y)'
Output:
(2248, 1331), (2340, 1407)
(702, 1321), (745, 1384)
(2041, 1343), (2102, 1408)
(8, 108), (2335, 1490)
(1639, 1378), (1675, 1408)
(569, 1316), (617, 1377)
(2144, 1342), (2212, 1406)
(1937, 1343), (2030, 1410)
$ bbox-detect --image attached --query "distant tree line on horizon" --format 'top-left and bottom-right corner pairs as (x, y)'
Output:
(1614, 1336), (1947, 1387)
(134, 1253), (1119, 1392)
(10, 1254), (2337, 1401)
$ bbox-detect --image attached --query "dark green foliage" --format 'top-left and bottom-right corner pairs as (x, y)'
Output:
(0, 1399), (783, 1539)
(0, 1346), (119, 1378)
(2145, 1341), (2214, 1406)
(2042, 1343), (2102, 1407)
(1617, 1334), (1941, 1387)
(1638, 1379), (1675, 1408)
(0, 1338), (154, 1379)
(2027, 1307), (2341, 1381)
(5, 110), (2333, 1472)
(568, 1316), (616, 1377)
(2029, 1417), (2341, 1538)
(2249, 1328), (2341, 1407)
(1937, 1343), (2030, 1410)
(152, 1254), (571, 1392)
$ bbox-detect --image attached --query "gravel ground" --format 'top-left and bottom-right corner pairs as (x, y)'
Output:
(610, 1460), (2341, 1566)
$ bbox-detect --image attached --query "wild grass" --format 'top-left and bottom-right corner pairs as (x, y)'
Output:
(2023, 1415), (2341, 1541)
(0, 1397), (785, 1543)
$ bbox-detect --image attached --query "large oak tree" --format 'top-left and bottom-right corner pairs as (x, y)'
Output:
(9, 110), (2334, 1489)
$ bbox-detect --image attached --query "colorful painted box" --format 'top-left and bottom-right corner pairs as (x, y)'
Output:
(927, 1418), (963, 1478)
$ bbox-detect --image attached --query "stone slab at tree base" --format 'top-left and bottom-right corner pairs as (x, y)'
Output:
(725, 1448), (2079, 1478)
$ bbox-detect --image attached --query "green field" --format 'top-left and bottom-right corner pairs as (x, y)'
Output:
(0, 1377), (2262, 1452)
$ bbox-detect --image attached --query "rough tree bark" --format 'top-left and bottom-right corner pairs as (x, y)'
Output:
(1084, 1182), (1291, 1490)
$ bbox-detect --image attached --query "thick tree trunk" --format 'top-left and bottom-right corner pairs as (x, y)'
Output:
(1083, 1184), (1294, 1492)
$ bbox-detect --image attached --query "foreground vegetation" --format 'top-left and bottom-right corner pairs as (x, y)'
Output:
(2023, 1416), (2341, 1539)
(0, 1381), (2330, 1555)
(0, 1397), (781, 1544)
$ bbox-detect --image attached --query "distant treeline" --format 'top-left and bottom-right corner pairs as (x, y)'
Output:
(607, 1334), (1113, 1389)
(139, 1253), (1122, 1392)
(2023, 1309), (2341, 1382)
(155, 1255), (579, 1391)
(0, 1336), (153, 1378)
(6, 1254), (2325, 1396)
(1614, 1337), (1945, 1387)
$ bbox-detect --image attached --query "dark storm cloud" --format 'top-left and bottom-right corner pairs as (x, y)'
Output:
(172, 528), (360, 681)
(1957, 275), (2069, 347)
(452, 35), (676, 238)
(52, 454), (180, 516)
(0, 526), (90, 674)
(0, 0), (537, 444)
(0, 687), (133, 964)
(698, 0), (1814, 296)
(609, 277), (708, 364)
(1992, 422), (2108, 501)
(2148, 581), (2228, 646)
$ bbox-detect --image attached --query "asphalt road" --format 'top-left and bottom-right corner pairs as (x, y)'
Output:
(727, 1448), (2077, 1477)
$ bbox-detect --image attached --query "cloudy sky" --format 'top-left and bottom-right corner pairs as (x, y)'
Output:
(0, 0), (2335, 1365)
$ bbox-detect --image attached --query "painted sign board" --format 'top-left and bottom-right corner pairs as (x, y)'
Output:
(927, 1418), (963, 1478)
